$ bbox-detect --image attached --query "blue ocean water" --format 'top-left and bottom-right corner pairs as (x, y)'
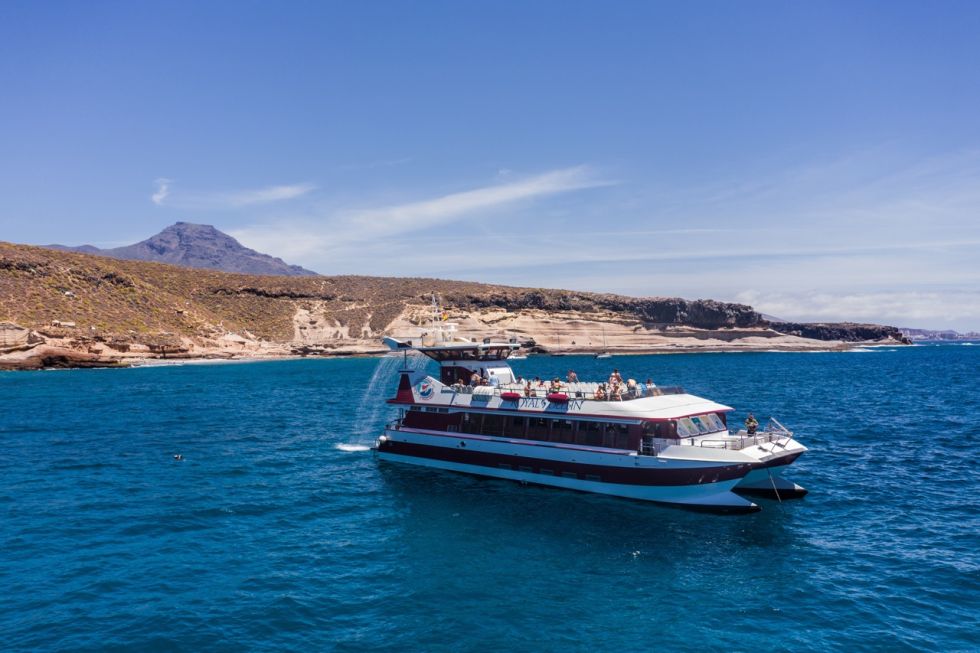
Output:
(1, 345), (978, 652)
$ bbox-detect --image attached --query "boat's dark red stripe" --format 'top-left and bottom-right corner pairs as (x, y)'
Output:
(378, 439), (752, 486)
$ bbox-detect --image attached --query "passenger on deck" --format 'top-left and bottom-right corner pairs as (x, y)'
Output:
(610, 383), (622, 401)
(535, 377), (546, 389)
(524, 381), (533, 397)
(609, 369), (623, 385)
(489, 374), (500, 387)
(745, 413), (759, 435)
(470, 371), (481, 386)
(550, 378), (562, 393)
(626, 379), (637, 398)
(595, 384), (607, 401)
(646, 378), (661, 396)
(567, 370), (578, 383)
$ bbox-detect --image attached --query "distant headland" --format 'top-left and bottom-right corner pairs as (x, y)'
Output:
(0, 225), (910, 370)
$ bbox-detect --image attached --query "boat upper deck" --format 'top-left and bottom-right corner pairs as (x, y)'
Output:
(454, 380), (686, 401)
(405, 375), (734, 421)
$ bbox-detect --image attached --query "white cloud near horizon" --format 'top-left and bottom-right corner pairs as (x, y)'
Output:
(735, 290), (980, 328)
(224, 151), (980, 330)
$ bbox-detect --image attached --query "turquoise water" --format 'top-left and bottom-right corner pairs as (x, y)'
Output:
(2, 345), (978, 651)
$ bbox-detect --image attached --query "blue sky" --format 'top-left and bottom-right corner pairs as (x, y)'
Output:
(2, 1), (979, 330)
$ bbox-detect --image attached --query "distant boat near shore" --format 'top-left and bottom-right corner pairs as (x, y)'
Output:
(594, 326), (612, 359)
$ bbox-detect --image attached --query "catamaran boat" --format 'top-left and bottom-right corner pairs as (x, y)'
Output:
(374, 314), (807, 513)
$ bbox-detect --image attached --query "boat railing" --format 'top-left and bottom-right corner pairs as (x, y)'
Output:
(694, 419), (794, 450)
(443, 382), (685, 401)
(695, 434), (774, 450)
(639, 440), (664, 456)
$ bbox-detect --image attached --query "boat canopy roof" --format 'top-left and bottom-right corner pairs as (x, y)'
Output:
(421, 344), (519, 362)
(384, 336), (520, 362)
(592, 393), (733, 420)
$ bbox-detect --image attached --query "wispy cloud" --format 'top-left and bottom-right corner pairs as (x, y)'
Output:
(229, 165), (615, 259)
(149, 180), (316, 210)
(151, 178), (171, 206)
(344, 165), (613, 236)
(214, 184), (316, 207)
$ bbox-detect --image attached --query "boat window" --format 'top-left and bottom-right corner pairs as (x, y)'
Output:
(676, 418), (697, 437)
(643, 421), (666, 437)
(556, 420), (575, 444)
(482, 414), (504, 436)
(702, 413), (726, 432)
(690, 415), (712, 434)
(528, 417), (549, 440)
(579, 421), (602, 446)
(461, 413), (481, 435)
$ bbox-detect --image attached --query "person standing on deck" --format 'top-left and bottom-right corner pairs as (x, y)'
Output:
(646, 378), (660, 396)
(745, 413), (759, 435)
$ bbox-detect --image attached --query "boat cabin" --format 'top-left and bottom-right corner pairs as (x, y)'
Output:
(411, 341), (520, 386)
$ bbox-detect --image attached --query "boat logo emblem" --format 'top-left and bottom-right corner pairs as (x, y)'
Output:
(418, 382), (434, 399)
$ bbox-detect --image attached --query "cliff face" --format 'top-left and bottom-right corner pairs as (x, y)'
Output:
(447, 290), (762, 329)
(768, 321), (908, 343)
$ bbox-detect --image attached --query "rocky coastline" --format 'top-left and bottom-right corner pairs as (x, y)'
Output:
(0, 241), (910, 371)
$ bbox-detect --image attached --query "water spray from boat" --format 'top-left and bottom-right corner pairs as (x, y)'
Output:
(349, 350), (430, 446)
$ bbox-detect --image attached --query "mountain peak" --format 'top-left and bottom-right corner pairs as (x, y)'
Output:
(43, 223), (318, 276)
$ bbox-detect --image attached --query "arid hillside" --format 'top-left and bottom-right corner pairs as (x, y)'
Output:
(0, 242), (905, 368)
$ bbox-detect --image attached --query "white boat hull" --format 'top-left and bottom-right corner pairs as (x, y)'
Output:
(378, 429), (762, 512)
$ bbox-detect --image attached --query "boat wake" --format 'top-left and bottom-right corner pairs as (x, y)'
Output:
(335, 443), (371, 452)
